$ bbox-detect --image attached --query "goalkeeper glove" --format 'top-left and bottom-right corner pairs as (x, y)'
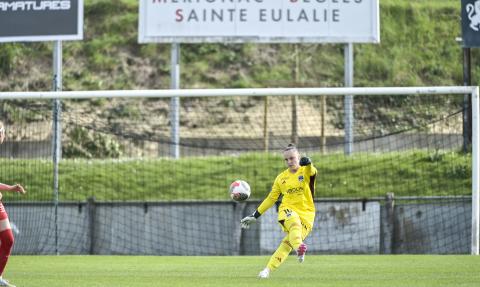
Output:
(240, 215), (256, 229)
(241, 210), (260, 229)
(299, 156), (311, 166)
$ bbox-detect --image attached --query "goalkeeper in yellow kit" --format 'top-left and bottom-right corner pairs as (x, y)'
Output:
(241, 143), (317, 279)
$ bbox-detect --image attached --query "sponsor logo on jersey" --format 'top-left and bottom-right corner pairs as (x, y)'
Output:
(286, 186), (304, 194)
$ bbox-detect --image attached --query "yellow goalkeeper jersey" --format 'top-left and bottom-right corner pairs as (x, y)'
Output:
(257, 164), (317, 229)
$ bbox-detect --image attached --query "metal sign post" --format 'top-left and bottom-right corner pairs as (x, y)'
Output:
(461, 0), (480, 152)
(344, 43), (354, 155)
(463, 47), (472, 153)
(170, 43), (180, 159)
(52, 40), (62, 255)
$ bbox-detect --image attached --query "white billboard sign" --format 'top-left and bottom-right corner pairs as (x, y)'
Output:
(139, 0), (379, 43)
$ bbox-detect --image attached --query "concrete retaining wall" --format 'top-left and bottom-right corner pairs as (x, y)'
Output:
(259, 202), (381, 254)
(6, 199), (471, 255)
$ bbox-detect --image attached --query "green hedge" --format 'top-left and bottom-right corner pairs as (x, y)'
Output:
(0, 150), (470, 202)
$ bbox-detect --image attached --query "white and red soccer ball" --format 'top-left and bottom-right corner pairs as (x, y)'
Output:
(229, 180), (251, 202)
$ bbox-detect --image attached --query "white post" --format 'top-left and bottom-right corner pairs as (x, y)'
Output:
(52, 40), (62, 255)
(472, 86), (479, 255)
(170, 43), (180, 159)
(344, 43), (354, 155)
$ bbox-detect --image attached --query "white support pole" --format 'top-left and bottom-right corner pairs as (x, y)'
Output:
(52, 40), (62, 255)
(344, 43), (354, 155)
(170, 43), (180, 159)
(472, 86), (479, 255)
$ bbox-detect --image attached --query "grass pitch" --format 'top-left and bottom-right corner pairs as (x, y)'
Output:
(5, 255), (480, 287)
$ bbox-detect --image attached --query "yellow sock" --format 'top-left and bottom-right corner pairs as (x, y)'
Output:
(284, 217), (303, 250)
(266, 236), (292, 271)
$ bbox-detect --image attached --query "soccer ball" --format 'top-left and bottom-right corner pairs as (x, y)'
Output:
(229, 180), (251, 202)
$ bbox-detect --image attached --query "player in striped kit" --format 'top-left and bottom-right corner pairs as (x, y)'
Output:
(0, 123), (26, 287)
(241, 143), (317, 278)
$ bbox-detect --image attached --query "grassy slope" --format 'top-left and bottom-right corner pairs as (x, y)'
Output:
(356, 0), (464, 87)
(6, 255), (480, 287)
(0, 150), (470, 202)
(0, 0), (476, 91)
